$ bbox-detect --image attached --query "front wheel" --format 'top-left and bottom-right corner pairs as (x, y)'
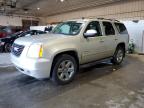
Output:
(111, 46), (125, 65)
(0, 46), (3, 52)
(4, 43), (12, 53)
(51, 54), (78, 85)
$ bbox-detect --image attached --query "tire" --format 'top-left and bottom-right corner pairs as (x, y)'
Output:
(111, 46), (125, 65)
(51, 54), (78, 85)
(5, 43), (12, 53)
(0, 46), (3, 53)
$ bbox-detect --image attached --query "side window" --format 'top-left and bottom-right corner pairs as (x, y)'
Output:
(85, 21), (102, 36)
(115, 23), (128, 34)
(102, 22), (115, 35)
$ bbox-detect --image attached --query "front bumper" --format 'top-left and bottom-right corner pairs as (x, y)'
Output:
(11, 54), (52, 79)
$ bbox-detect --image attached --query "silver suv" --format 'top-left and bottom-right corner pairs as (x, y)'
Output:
(11, 18), (129, 85)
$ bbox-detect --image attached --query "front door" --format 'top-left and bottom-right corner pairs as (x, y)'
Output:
(81, 21), (106, 63)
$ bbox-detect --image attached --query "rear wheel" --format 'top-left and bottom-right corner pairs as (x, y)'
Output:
(111, 46), (125, 65)
(51, 54), (78, 85)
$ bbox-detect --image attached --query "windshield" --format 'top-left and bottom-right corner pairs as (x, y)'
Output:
(52, 21), (82, 35)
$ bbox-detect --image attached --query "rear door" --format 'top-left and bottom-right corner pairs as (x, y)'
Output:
(100, 21), (117, 57)
(114, 23), (129, 50)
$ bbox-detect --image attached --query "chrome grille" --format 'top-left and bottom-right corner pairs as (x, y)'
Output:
(11, 43), (24, 57)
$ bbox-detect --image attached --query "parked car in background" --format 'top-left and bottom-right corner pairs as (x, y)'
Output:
(0, 31), (23, 52)
(30, 24), (57, 33)
(0, 26), (15, 38)
(0, 29), (9, 38)
(0, 30), (47, 52)
(0, 40), (3, 52)
(11, 18), (129, 85)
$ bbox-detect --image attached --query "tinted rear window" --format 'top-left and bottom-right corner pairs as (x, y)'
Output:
(102, 22), (115, 35)
(115, 23), (128, 34)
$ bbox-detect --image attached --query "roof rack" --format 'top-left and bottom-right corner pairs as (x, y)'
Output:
(97, 18), (120, 22)
(81, 17), (120, 22)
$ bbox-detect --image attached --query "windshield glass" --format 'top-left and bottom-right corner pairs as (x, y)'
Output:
(52, 21), (82, 35)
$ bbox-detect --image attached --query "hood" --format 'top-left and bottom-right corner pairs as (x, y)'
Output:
(14, 33), (71, 45)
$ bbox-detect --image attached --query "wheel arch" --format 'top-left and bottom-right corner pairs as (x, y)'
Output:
(50, 50), (79, 78)
(116, 42), (126, 56)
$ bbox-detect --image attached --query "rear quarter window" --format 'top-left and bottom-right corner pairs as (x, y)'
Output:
(115, 23), (128, 34)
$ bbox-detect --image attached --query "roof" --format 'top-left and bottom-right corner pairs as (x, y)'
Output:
(66, 18), (120, 23)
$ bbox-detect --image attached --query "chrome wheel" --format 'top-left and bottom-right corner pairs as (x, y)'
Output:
(111, 46), (125, 65)
(57, 60), (75, 81)
(116, 49), (124, 63)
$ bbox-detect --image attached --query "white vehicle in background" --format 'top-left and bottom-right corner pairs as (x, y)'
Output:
(30, 24), (57, 33)
(11, 18), (129, 85)
(30, 26), (46, 32)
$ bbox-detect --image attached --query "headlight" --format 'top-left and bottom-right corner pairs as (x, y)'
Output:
(27, 43), (43, 58)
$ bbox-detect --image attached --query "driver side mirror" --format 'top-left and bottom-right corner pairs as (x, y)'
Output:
(84, 29), (97, 38)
